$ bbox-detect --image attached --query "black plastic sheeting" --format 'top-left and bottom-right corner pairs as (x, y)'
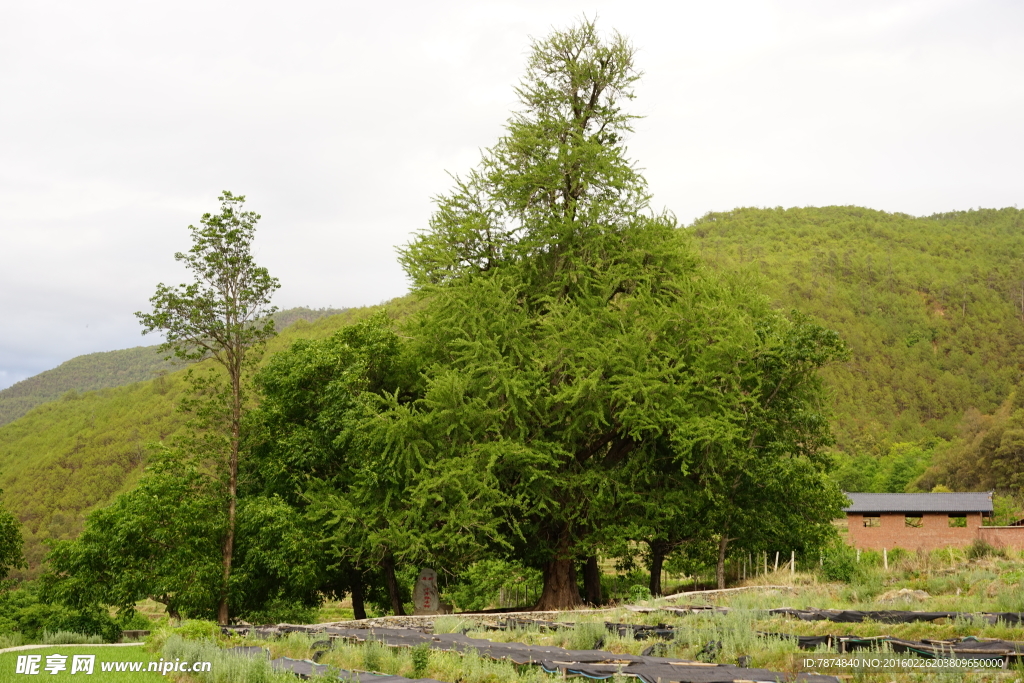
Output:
(227, 646), (448, 683)
(765, 632), (1023, 663)
(226, 626), (840, 683)
(492, 618), (675, 641)
(645, 605), (1024, 625)
(765, 608), (1024, 625)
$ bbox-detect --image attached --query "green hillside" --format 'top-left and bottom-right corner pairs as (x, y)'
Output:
(6, 206), (1024, 574)
(690, 206), (1024, 455)
(0, 301), (413, 576)
(0, 307), (347, 428)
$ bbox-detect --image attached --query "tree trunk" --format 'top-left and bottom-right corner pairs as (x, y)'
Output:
(582, 555), (602, 606)
(351, 570), (367, 621)
(648, 541), (666, 597)
(536, 557), (583, 610)
(716, 535), (729, 590)
(218, 365), (242, 625)
(381, 554), (406, 616)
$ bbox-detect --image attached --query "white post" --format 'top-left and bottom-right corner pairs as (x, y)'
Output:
(774, 551), (779, 572)
(791, 550), (795, 575)
(883, 547), (888, 570)
(764, 552), (768, 575)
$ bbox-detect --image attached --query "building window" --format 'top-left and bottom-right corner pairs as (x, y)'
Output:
(863, 515), (880, 528)
(905, 515), (923, 528)
(949, 515), (967, 528)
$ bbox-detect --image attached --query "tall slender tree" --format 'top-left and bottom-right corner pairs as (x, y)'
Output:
(136, 191), (279, 624)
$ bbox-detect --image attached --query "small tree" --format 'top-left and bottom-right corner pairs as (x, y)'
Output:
(136, 191), (279, 624)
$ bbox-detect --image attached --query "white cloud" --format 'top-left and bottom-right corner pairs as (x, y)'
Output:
(1, 0), (1022, 388)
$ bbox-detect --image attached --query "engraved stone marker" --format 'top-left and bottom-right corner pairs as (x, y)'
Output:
(413, 567), (441, 615)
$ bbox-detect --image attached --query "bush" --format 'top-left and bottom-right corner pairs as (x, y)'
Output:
(0, 583), (119, 642)
(412, 643), (431, 678)
(441, 559), (542, 612)
(40, 630), (104, 645)
(162, 634), (294, 683)
(238, 599), (317, 625)
(628, 585), (652, 602)
(820, 543), (860, 583)
(967, 538), (1007, 560)
(567, 621), (605, 650)
(174, 620), (221, 641)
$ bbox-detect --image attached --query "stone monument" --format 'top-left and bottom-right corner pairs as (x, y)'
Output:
(413, 567), (444, 615)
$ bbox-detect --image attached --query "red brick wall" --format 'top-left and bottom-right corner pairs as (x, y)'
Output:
(978, 526), (1024, 550)
(846, 512), (981, 551)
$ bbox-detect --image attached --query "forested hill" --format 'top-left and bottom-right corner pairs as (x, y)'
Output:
(690, 206), (1024, 455)
(0, 302), (404, 575)
(0, 307), (347, 428)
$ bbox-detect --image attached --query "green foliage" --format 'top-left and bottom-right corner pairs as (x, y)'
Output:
(820, 542), (861, 583)
(691, 206), (1024, 454)
(0, 582), (120, 642)
(172, 620), (221, 641)
(0, 299), (416, 577)
(393, 19), (847, 602)
(567, 621), (606, 650)
(918, 392), (1024, 496)
(411, 643), (431, 678)
(0, 347), (180, 428)
(628, 584), (652, 602)
(136, 190), (280, 366)
(832, 442), (936, 492)
(161, 634), (295, 683)
(0, 496), (25, 580)
(440, 559), (542, 612)
(39, 630), (104, 644)
(967, 538), (1006, 560)
(44, 447), (225, 620)
(363, 640), (385, 672)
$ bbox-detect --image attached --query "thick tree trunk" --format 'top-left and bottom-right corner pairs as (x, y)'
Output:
(350, 570), (367, 621)
(381, 554), (406, 616)
(716, 535), (729, 590)
(582, 555), (602, 606)
(649, 541), (666, 597)
(536, 557), (583, 610)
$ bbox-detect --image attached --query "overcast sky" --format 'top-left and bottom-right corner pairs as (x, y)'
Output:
(1, 0), (1022, 390)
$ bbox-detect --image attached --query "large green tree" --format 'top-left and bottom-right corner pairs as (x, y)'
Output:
(136, 191), (279, 623)
(248, 314), (511, 616)
(395, 20), (846, 608)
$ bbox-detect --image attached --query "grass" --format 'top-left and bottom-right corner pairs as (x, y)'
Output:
(125, 550), (1024, 683)
(0, 646), (162, 682)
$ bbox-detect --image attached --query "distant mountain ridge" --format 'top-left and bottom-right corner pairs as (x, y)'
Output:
(0, 307), (347, 428)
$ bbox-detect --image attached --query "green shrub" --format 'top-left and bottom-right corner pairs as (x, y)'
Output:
(40, 630), (104, 644)
(441, 559), (542, 611)
(364, 640), (385, 672)
(173, 619), (221, 641)
(567, 621), (605, 650)
(0, 632), (23, 648)
(628, 585), (652, 603)
(412, 643), (431, 678)
(162, 634), (294, 683)
(0, 583), (119, 642)
(968, 538), (1006, 560)
(820, 544), (860, 583)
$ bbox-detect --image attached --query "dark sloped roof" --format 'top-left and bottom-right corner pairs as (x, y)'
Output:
(843, 492), (993, 514)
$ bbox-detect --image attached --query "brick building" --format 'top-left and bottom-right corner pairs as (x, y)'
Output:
(842, 492), (1020, 551)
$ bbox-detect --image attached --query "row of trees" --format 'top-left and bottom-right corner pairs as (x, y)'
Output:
(43, 21), (847, 622)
